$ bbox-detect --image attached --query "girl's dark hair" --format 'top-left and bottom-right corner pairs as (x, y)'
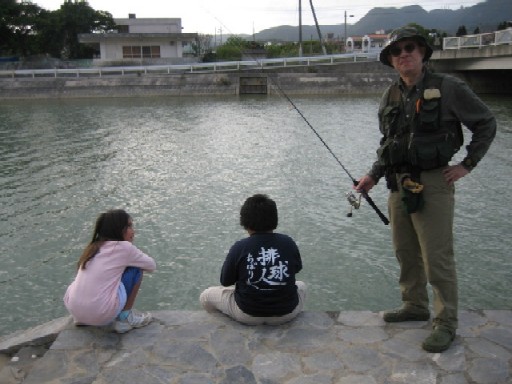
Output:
(77, 209), (131, 270)
(240, 194), (278, 232)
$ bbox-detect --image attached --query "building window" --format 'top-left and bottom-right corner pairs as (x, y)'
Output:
(122, 46), (138, 58)
(122, 46), (161, 58)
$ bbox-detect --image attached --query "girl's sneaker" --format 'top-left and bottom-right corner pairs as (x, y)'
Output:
(113, 310), (152, 333)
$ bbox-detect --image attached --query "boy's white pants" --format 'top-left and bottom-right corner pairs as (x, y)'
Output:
(199, 281), (307, 325)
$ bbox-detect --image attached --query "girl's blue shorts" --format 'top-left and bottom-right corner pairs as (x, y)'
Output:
(116, 267), (143, 314)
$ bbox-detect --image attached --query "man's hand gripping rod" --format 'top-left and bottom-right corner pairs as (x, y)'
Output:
(352, 179), (389, 225)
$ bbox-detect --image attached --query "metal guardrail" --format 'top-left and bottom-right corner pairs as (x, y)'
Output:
(443, 29), (512, 50)
(0, 53), (378, 79)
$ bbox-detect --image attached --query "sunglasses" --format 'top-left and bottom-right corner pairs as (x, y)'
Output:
(389, 43), (417, 57)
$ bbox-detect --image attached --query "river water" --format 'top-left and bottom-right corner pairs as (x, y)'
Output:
(1, 94), (511, 337)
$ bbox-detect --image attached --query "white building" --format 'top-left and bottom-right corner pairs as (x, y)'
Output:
(78, 14), (198, 65)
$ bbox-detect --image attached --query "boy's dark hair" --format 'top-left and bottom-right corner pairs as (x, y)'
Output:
(240, 194), (278, 232)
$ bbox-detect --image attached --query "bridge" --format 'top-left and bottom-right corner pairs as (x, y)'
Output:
(429, 29), (512, 93)
(432, 28), (512, 70)
(432, 45), (512, 70)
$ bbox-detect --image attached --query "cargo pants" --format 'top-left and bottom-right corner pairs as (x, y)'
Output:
(388, 167), (458, 331)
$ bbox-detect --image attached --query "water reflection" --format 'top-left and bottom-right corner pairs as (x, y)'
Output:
(0, 94), (511, 337)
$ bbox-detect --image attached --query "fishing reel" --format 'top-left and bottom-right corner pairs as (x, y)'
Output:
(345, 191), (362, 217)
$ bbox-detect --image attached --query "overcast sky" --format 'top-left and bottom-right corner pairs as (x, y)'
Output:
(33, 0), (482, 35)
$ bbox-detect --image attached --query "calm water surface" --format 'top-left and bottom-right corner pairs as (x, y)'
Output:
(1, 94), (511, 337)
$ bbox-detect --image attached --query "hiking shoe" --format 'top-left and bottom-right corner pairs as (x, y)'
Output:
(383, 307), (430, 323)
(113, 310), (152, 334)
(422, 325), (455, 353)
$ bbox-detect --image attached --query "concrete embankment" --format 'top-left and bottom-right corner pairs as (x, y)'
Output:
(0, 61), (396, 99)
(0, 310), (511, 384)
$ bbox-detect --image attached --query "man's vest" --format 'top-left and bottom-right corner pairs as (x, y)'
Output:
(376, 72), (463, 171)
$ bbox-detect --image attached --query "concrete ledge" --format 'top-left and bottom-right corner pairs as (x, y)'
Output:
(0, 316), (73, 355)
(1, 310), (511, 384)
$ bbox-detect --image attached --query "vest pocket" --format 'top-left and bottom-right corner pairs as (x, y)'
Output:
(378, 137), (409, 166)
(418, 99), (439, 129)
(409, 133), (455, 170)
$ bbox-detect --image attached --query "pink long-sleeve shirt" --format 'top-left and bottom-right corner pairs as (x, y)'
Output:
(63, 241), (156, 325)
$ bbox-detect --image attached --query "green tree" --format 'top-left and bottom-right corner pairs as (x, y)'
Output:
(191, 33), (213, 58)
(215, 36), (250, 61)
(456, 25), (468, 37)
(0, 0), (43, 56)
(266, 42), (300, 58)
(497, 21), (512, 30)
(1, 0), (116, 59)
(215, 44), (241, 61)
(52, 0), (116, 59)
(223, 36), (249, 49)
(32, 9), (63, 58)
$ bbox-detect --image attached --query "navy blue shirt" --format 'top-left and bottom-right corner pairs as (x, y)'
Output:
(220, 232), (302, 317)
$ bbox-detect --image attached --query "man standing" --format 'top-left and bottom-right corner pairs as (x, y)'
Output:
(356, 26), (496, 352)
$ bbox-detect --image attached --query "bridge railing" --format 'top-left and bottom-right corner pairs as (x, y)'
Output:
(443, 28), (512, 49)
(0, 52), (378, 79)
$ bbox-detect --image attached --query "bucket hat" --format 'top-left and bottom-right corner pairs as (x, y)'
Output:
(379, 26), (433, 67)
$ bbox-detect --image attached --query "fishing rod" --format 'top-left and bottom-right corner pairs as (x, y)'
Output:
(203, 11), (389, 225)
(271, 82), (389, 225)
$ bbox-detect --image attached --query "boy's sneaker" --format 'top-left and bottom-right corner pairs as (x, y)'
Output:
(113, 310), (152, 334)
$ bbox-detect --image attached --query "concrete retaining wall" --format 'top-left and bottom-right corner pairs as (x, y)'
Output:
(1, 60), (507, 99)
(0, 62), (397, 99)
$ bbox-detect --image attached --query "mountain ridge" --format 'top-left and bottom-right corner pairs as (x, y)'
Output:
(244, 0), (510, 42)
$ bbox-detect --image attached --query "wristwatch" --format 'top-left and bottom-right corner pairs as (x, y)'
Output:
(461, 157), (474, 172)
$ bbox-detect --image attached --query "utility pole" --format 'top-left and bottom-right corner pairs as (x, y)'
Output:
(299, 0), (303, 57)
(344, 10), (347, 50)
(310, 0), (326, 55)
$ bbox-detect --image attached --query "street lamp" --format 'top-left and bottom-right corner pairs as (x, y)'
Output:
(344, 11), (354, 52)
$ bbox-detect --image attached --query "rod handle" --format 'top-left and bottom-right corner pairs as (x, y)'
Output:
(352, 180), (390, 225)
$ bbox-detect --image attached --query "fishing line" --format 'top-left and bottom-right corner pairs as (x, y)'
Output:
(268, 79), (389, 225)
(206, 11), (389, 225)
(273, 86), (357, 182)
(200, 7), (389, 225)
